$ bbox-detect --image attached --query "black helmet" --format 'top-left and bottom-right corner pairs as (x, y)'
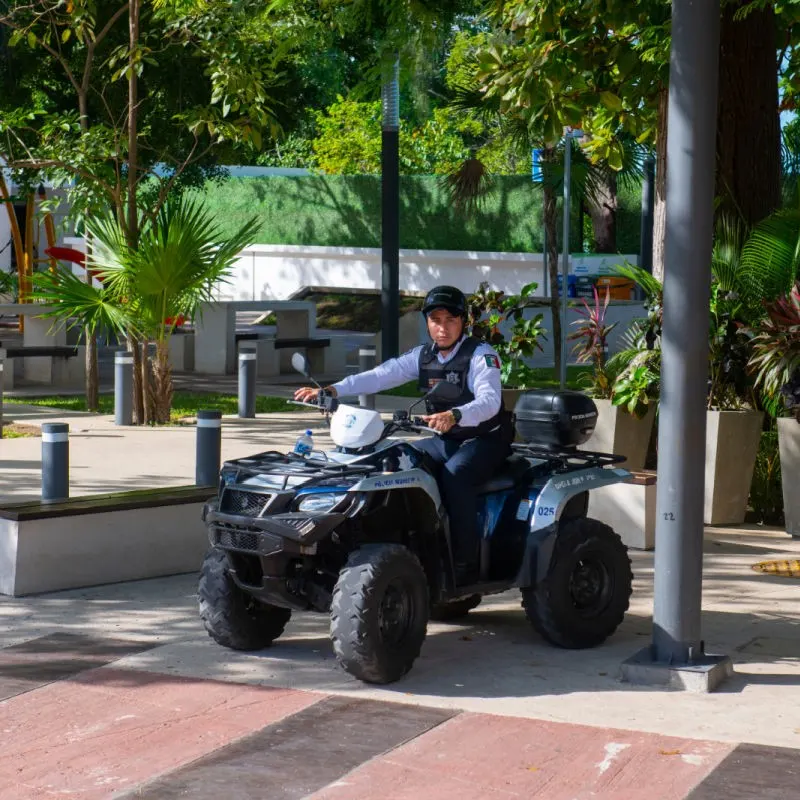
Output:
(422, 285), (467, 318)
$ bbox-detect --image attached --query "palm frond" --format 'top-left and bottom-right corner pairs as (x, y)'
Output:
(711, 213), (749, 294)
(29, 268), (136, 336)
(613, 261), (662, 301)
(739, 206), (800, 303)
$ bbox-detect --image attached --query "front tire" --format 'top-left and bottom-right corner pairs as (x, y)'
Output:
(330, 544), (429, 684)
(198, 547), (291, 651)
(521, 518), (632, 649)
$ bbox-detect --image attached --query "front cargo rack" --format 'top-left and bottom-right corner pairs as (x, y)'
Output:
(223, 450), (382, 490)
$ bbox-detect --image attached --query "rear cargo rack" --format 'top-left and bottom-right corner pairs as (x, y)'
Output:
(511, 444), (626, 471)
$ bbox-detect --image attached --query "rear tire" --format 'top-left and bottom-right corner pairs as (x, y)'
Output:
(198, 547), (291, 651)
(330, 544), (429, 684)
(429, 594), (482, 622)
(521, 518), (632, 649)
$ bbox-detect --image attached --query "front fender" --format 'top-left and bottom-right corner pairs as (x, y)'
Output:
(516, 466), (631, 588)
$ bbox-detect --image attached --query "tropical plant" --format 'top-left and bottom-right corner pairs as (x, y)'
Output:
(568, 285), (618, 398)
(748, 281), (800, 421)
(749, 428), (784, 526)
(707, 283), (754, 410)
(611, 365), (659, 419)
(605, 263), (662, 413)
(32, 196), (259, 424)
(467, 281), (547, 389)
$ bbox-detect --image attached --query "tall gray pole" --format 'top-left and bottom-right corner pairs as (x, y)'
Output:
(652, 0), (721, 664)
(559, 135), (572, 390)
(381, 58), (400, 363)
(238, 346), (257, 419)
(196, 410), (222, 487)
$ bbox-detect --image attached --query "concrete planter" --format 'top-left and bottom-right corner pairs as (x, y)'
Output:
(580, 399), (656, 470)
(704, 410), (763, 526)
(778, 417), (800, 537)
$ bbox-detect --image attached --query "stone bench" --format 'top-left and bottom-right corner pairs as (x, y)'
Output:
(588, 471), (657, 550)
(0, 486), (215, 596)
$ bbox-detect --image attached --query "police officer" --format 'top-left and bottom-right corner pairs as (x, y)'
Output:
(294, 285), (512, 584)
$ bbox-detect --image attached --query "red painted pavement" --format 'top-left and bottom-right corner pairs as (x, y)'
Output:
(0, 667), (323, 800)
(310, 712), (735, 800)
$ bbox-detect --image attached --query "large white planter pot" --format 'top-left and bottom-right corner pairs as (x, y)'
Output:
(580, 399), (656, 470)
(705, 410), (763, 526)
(778, 418), (800, 537)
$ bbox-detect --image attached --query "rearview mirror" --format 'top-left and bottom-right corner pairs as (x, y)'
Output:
(291, 352), (309, 377)
(426, 380), (462, 403)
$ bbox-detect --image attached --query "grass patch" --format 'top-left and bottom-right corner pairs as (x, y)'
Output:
(379, 366), (591, 398)
(5, 392), (303, 420)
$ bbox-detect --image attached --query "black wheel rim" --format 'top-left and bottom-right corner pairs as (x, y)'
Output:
(378, 579), (414, 646)
(568, 554), (613, 618)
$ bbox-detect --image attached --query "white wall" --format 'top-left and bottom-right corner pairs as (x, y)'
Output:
(219, 244), (639, 302)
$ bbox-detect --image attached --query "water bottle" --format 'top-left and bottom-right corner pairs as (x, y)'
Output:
(294, 429), (314, 457)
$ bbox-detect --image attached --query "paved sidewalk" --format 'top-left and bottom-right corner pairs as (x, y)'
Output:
(2, 526), (800, 798)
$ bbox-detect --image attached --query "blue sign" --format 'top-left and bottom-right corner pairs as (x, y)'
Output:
(531, 148), (543, 183)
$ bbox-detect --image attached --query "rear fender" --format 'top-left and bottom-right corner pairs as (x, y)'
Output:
(516, 466), (630, 588)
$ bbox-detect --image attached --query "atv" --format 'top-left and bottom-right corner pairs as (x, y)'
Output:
(198, 353), (634, 685)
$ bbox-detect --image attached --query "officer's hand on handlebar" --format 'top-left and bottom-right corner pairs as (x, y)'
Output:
(421, 410), (457, 434)
(293, 386), (338, 403)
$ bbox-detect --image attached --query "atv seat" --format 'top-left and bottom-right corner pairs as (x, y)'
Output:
(476, 454), (532, 494)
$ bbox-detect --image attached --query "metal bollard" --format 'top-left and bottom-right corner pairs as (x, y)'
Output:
(358, 346), (376, 410)
(238, 346), (257, 419)
(42, 422), (69, 502)
(114, 351), (134, 426)
(196, 409), (222, 486)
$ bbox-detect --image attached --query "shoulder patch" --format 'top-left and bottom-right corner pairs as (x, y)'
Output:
(484, 354), (501, 369)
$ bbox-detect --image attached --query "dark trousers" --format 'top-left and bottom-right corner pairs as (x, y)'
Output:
(414, 432), (511, 565)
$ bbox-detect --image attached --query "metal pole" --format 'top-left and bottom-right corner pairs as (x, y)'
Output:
(114, 351), (133, 426)
(652, 0), (721, 665)
(559, 134), (572, 389)
(41, 422), (69, 502)
(640, 156), (656, 275)
(359, 346), (376, 409)
(0, 356), (5, 440)
(196, 409), (222, 486)
(542, 223), (548, 298)
(238, 346), (257, 419)
(381, 58), (400, 363)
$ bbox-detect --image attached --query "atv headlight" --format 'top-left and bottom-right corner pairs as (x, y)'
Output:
(296, 492), (346, 513)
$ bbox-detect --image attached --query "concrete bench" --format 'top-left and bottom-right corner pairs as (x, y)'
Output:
(588, 471), (657, 550)
(0, 486), (214, 596)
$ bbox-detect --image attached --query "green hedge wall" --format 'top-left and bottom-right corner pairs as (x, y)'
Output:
(194, 175), (642, 254)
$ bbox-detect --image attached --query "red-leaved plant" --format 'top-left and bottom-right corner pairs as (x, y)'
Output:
(748, 281), (800, 421)
(568, 285), (617, 398)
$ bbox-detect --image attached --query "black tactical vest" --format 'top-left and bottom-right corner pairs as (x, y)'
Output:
(417, 337), (511, 441)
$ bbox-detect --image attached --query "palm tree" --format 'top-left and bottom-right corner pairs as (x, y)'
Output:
(32, 196), (259, 423)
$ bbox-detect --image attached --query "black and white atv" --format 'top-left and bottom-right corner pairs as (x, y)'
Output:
(198, 353), (634, 684)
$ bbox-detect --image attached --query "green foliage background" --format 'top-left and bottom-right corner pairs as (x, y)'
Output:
(194, 175), (642, 253)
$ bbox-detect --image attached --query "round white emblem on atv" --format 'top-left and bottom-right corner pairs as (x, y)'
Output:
(330, 404), (385, 449)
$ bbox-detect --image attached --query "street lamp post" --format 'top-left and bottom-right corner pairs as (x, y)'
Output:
(560, 128), (582, 389)
(381, 59), (400, 363)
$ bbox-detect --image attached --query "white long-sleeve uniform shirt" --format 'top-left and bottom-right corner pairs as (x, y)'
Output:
(331, 336), (503, 429)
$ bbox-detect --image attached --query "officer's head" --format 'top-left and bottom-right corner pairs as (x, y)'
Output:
(422, 286), (467, 351)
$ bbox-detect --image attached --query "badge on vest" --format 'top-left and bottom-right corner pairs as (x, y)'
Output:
(445, 371), (460, 384)
(484, 354), (501, 369)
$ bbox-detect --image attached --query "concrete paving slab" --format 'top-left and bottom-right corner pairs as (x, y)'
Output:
(2, 528), (800, 753)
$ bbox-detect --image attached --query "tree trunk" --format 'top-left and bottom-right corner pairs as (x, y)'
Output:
(141, 341), (155, 425)
(85, 329), (99, 412)
(152, 338), (173, 424)
(542, 149), (561, 377)
(652, 86), (668, 283)
(715, 1), (780, 227)
(587, 172), (617, 252)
